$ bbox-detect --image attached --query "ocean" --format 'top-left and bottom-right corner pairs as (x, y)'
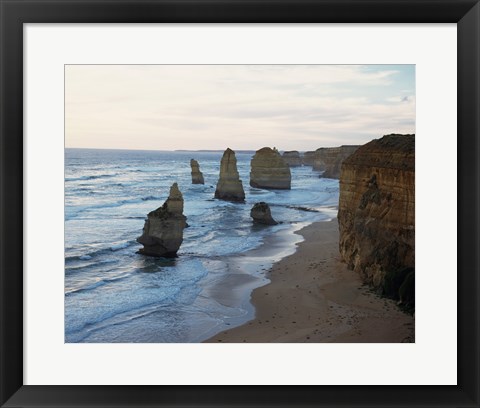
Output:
(65, 148), (339, 342)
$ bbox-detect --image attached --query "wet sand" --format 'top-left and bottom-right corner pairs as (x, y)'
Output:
(205, 219), (414, 343)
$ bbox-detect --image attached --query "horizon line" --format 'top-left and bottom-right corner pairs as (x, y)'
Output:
(64, 145), (361, 153)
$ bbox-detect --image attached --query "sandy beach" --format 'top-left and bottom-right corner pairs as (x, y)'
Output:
(206, 218), (414, 343)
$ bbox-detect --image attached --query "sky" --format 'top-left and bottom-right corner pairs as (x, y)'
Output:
(65, 65), (415, 151)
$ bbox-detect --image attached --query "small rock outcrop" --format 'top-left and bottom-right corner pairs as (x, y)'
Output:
(214, 148), (245, 202)
(250, 147), (291, 189)
(190, 159), (205, 184)
(313, 145), (360, 178)
(338, 134), (415, 306)
(250, 202), (278, 225)
(302, 151), (316, 166)
(282, 151), (302, 167)
(137, 183), (187, 257)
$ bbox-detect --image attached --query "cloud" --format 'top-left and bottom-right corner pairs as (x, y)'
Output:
(65, 65), (415, 150)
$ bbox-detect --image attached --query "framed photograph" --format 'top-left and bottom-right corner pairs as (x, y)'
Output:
(1, 0), (479, 407)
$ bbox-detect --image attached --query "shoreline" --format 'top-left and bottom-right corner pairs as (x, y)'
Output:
(205, 218), (414, 343)
(193, 220), (314, 342)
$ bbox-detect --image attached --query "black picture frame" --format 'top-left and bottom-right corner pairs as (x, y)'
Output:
(1, 1), (479, 407)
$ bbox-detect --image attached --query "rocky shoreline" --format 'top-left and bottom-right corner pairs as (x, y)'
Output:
(134, 134), (415, 342)
(205, 134), (416, 342)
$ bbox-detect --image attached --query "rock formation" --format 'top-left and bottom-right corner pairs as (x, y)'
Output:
(137, 183), (187, 257)
(302, 151), (316, 166)
(250, 202), (278, 225)
(250, 147), (291, 189)
(312, 148), (327, 171)
(214, 148), (245, 202)
(282, 151), (302, 167)
(338, 134), (415, 307)
(313, 145), (359, 178)
(190, 159), (204, 184)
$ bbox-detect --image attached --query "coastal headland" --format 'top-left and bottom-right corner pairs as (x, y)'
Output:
(206, 219), (414, 343)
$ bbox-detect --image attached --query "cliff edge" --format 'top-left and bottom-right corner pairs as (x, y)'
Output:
(313, 145), (359, 178)
(338, 134), (415, 309)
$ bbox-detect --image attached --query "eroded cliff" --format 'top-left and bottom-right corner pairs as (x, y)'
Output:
(338, 134), (415, 309)
(301, 151), (316, 166)
(190, 159), (205, 184)
(313, 145), (360, 178)
(282, 151), (302, 167)
(214, 148), (245, 202)
(137, 183), (187, 257)
(250, 147), (291, 189)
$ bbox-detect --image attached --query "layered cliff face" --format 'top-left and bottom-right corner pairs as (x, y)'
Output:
(137, 183), (187, 257)
(250, 147), (291, 189)
(190, 159), (205, 184)
(302, 151), (316, 166)
(214, 148), (245, 202)
(250, 202), (278, 225)
(312, 148), (326, 171)
(338, 134), (415, 306)
(282, 151), (302, 167)
(313, 145), (360, 178)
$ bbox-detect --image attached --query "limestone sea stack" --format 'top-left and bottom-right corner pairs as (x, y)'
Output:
(250, 202), (278, 225)
(312, 148), (327, 171)
(338, 134), (415, 305)
(282, 151), (302, 167)
(137, 182), (187, 257)
(250, 147), (291, 189)
(190, 159), (205, 184)
(313, 145), (360, 178)
(214, 148), (245, 202)
(302, 151), (316, 166)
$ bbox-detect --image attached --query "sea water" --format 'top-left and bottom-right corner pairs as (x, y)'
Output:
(65, 149), (339, 342)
